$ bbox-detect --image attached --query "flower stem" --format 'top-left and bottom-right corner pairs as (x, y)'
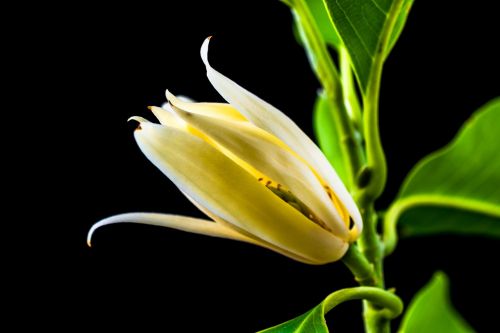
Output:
(355, 0), (406, 332)
(342, 245), (377, 286)
(358, 208), (390, 333)
(340, 46), (363, 133)
(358, 205), (384, 284)
(345, 208), (390, 333)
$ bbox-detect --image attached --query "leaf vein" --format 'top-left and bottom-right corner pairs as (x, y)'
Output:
(334, 0), (374, 61)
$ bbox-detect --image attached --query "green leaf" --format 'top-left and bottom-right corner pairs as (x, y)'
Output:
(259, 306), (328, 333)
(387, 98), (500, 239)
(323, 0), (413, 92)
(386, 0), (414, 55)
(313, 91), (352, 189)
(288, 0), (341, 81)
(399, 272), (474, 333)
(293, 0), (341, 49)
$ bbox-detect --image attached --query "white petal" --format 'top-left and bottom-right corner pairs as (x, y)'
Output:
(170, 99), (349, 239)
(166, 90), (247, 121)
(88, 212), (328, 264)
(164, 95), (195, 104)
(87, 213), (253, 246)
(149, 105), (186, 128)
(133, 120), (347, 263)
(201, 37), (362, 237)
(128, 116), (150, 124)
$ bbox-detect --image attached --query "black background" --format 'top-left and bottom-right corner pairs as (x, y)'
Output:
(27, 1), (500, 331)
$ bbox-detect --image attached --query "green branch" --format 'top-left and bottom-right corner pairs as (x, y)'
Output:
(356, 0), (406, 282)
(356, 1), (406, 331)
(342, 244), (377, 286)
(358, 0), (405, 205)
(340, 46), (363, 133)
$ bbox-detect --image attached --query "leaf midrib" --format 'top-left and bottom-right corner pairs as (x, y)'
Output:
(386, 194), (500, 226)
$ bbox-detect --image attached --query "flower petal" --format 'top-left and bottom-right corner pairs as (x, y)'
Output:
(180, 192), (332, 264)
(149, 105), (186, 128)
(87, 213), (252, 246)
(201, 37), (362, 237)
(88, 212), (326, 264)
(133, 120), (347, 263)
(166, 90), (247, 121)
(169, 96), (349, 239)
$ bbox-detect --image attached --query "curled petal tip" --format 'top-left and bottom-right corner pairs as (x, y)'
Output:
(87, 222), (101, 248)
(128, 116), (150, 131)
(128, 116), (150, 123)
(86, 214), (132, 249)
(201, 37), (211, 66)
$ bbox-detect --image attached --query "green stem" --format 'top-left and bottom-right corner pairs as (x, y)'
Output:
(324, 94), (365, 188)
(358, 0), (405, 206)
(290, 0), (365, 186)
(357, 208), (388, 333)
(354, 1), (405, 332)
(358, 206), (384, 284)
(342, 245), (377, 286)
(323, 287), (403, 321)
(340, 46), (363, 133)
(344, 216), (390, 333)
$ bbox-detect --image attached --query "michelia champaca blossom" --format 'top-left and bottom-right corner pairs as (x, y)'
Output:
(88, 38), (362, 264)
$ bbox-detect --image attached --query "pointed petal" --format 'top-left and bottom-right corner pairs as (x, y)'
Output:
(133, 120), (347, 263)
(87, 213), (253, 246)
(88, 212), (327, 264)
(149, 105), (186, 128)
(170, 101), (349, 239)
(164, 95), (195, 104)
(200, 38), (362, 235)
(128, 116), (150, 124)
(166, 90), (247, 121)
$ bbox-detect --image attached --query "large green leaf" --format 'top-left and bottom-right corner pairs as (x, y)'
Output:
(386, 98), (500, 240)
(323, 0), (413, 92)
(313, 91), (351, 189)
(293, 0), (342, 49)
(399, 272), (474, 333)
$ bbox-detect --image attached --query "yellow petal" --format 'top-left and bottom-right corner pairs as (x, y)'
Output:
(201, 37), (362, 237)
(166, 90), (247, 121)
(180, 191), (330, 264)
(149, 105), (186, 128)
(133, 120), (347, 263)
(170, 101), (349, 239)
